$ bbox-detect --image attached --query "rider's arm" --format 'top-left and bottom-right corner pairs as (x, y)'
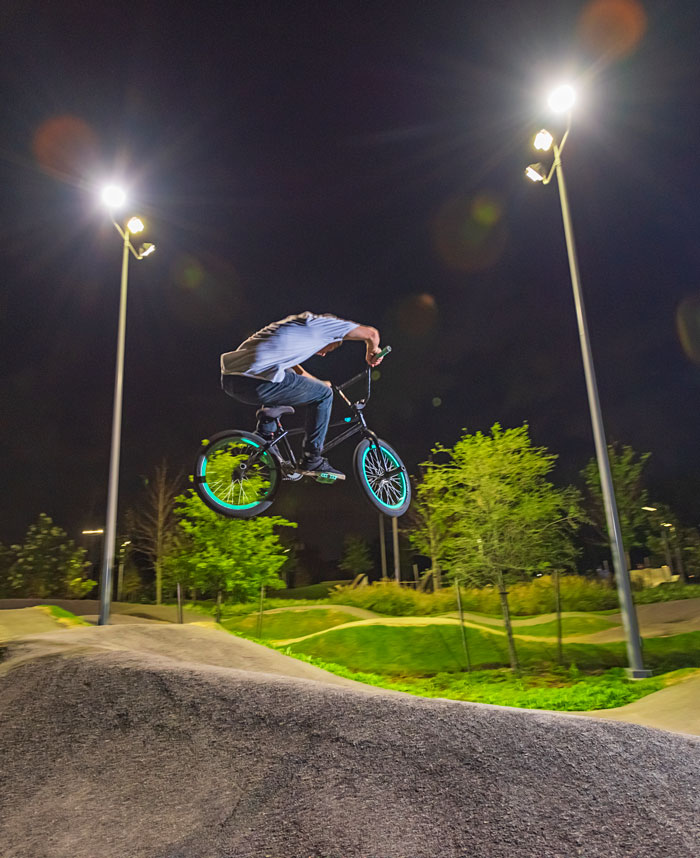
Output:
(293, 364), (332, 386)
(344, 325), (382, 365)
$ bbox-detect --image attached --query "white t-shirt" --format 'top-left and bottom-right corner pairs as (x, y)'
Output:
(220, 312), (358, 382)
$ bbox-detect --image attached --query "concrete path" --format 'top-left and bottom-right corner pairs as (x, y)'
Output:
(580, 673), (700, 736)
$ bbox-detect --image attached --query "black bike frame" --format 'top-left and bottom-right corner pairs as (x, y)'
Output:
(251, 366), (380, 469)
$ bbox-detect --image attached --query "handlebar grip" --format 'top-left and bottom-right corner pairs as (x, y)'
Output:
(375, 345), (392, 359)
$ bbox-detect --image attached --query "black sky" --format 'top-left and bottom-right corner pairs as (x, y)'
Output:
(2, 0), (700, 558)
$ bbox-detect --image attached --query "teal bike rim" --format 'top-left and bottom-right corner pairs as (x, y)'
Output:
(199, 436), (276, 510)
(360, 444), (407, 510)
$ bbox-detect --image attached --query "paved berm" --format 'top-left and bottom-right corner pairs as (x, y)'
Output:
(0, 623), (698, 858)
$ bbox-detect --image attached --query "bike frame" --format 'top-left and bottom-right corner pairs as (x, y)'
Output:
(249, 366), (381, 470)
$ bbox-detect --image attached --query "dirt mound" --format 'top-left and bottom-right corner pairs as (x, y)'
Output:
(0, 626), (698, 858)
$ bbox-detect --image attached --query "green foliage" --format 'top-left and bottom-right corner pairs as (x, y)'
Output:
(329, 576), (621, 616)
(582, 442), (652, 554)
(0, 514), (95, 598)
(417, 424), (584, 587)
(280, 654), (665, 711)
(633, 583), (700, 604)
(338, 535), (373, 577)
(163, 491), (296, 602)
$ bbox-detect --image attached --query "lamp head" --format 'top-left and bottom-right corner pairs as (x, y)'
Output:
(525, 163), (546, 183)
(533, 129), (554, 151)
(138, 242), (156, 258)
(126, 216), (145, 234)
(548, 84), (576, 114)
(101, 185), (126, 209)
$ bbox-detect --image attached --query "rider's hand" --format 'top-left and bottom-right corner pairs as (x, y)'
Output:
(321, 379), (332, 387)
(366, 347), (383, 367)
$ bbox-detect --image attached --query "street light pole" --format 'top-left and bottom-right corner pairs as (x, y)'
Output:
(99, 225), (131, 625)
(526, 91), (649, 677)
(97, 193), (156, 626)
(552, 140), (648, 677)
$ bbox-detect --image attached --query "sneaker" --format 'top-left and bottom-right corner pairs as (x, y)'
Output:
(300, 455), (346, 480)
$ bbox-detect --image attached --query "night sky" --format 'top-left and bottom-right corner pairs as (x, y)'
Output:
(2, 0), (700, 560)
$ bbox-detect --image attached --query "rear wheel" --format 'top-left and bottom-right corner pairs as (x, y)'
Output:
(194, 430), (280, 518)
(353, 438), (411, 517)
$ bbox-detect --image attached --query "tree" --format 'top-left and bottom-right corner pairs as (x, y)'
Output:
(408, 464), (449, 590)
(419, 424), (583, 673)
(128, 460), (183, 605)
(1, 514), (95, 598)
(582, 442), (652, 569)
(339, 535), (373, 578)
(164, 491), (296, 615)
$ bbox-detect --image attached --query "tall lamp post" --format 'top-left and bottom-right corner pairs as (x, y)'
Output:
(525, 86), (650, 677)
(98, 185), (156, 626)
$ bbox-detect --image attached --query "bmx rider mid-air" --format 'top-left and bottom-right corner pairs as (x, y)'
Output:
(220, 312), (384, 479)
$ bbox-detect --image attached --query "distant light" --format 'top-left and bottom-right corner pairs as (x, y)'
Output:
(127, 217), (144, 234)
(525, 163), (546, 183)
(432, 397), (442, 407)
(548, 84), (576, 114)
(82, 528), (104, 534)
(101, 185), (126, 209)
(661, 522), (673, 528)
(139, 242), (156, 258)
(641, 506), (657, 512)
(534, 129), (554, 151)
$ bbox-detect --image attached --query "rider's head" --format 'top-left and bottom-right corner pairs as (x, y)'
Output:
(316, 341), (343, 357)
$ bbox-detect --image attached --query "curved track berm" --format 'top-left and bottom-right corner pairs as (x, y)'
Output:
(0, 625), (698, 858)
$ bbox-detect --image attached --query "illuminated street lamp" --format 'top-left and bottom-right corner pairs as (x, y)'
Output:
(525, 86), (650, 677)
(98, 185), (156, 626)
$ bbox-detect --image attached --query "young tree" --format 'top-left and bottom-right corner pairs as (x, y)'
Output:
(339, 535), (373, 578)
(582, 443), (652, 569)
(421, 424), (583, 673)
(408, 465), (449, 590)
(164, 491), (296, 616)
(128, 460), (183, 605)
(3, 514), (95, 598)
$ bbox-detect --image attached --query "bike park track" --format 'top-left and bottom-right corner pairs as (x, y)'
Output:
(0, 610), (699, 858)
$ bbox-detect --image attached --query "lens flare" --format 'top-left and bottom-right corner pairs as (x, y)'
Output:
(677, 296), (700, 364)
(578, 0), (647, 60)
(432, 192), (506, 272)
(32, 115), (100, 178)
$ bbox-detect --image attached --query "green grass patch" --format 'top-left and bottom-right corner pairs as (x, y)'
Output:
(285, 623), (700, 675)
(44, 606), (90, 626)
(272, 581), (352, 599)
(278, 651), (666, 711)
(183, 597), (332, 619)
(508, 614), (618, 637)
(222, 608), (356, 639)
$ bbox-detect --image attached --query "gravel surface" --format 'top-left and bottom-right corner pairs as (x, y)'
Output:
(0, 626), (698, 858)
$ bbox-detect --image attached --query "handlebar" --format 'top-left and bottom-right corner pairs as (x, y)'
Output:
(337, 345), (391, 393)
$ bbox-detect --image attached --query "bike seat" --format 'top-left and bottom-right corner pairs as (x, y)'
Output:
(256, 405), (295, 420)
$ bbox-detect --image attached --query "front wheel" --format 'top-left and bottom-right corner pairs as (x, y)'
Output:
(194, 430), (280, 518)
(353, 438), (411, 517)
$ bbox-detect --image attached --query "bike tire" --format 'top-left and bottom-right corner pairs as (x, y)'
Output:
(193, 430), (280, 518)
(352, 438), (411, 517)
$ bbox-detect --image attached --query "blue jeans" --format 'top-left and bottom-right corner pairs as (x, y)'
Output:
(221, 370), (334, 458)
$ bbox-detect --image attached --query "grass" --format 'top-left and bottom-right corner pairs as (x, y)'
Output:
(279, 654), (671, 711)
(283, 622), (700, 675)
(43, 606), (90, 627)
(501, 614), (618, 637)
(222, 607), (357, 639)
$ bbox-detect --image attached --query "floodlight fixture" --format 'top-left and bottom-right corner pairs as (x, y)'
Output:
(525, 163), (546, 183)
(548, 84), (576, 114)
(534, 129), (554, 151)
(126, 216), (145, 234)
(138, 242), (156, 258)
(641, 506), (657, 512)
(101, 185), (126, 209)
(82, 529), (104, 535)
(661, 522), (673, 528)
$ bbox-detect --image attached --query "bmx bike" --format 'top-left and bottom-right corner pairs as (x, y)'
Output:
(193, 346), (411, 519)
